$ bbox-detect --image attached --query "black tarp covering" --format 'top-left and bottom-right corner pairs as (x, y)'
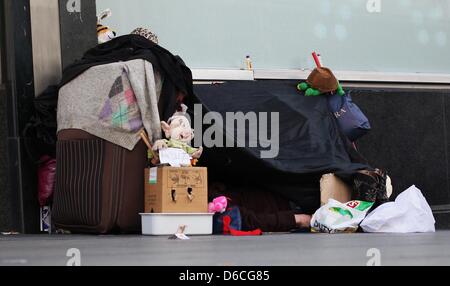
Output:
(192, 80), (369, 174)
(190, 81), (370, 211)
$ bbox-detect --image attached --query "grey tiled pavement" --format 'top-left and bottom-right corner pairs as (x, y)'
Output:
(1, 232), (450, 266)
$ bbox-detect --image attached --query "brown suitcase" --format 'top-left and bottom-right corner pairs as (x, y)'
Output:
(53, 129), (147, 234)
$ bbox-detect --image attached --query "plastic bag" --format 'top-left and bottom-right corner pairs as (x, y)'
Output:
(311, 200), (374, 234)
(361, 185), (435, 233)
(38, 156), (57, 207)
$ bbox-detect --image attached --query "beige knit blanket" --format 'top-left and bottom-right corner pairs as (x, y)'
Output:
(58, 59), (163, 150)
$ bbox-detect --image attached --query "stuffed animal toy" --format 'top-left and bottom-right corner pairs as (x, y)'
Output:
(97, 9), (116, 44)
(153, 104), (203, 161)
(208, 196), (228, 214)
(297, 67), (345, 97)
(131, 27), (159, 44)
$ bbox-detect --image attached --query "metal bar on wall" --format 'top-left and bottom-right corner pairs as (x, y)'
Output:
(191, 68), (450, 85)
(192, 69), (253, 81)
(30, 0), (62, 96)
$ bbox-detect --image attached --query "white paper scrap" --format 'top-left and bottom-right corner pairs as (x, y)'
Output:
(159, 148), (192, 167)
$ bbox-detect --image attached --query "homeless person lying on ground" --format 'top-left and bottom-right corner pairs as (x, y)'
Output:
(208, 169), (390, 234)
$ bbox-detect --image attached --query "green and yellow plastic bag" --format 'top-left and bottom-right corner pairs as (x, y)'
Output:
(311, 200), (374, 234)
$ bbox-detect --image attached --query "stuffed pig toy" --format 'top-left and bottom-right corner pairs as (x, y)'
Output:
(153, 105), (203, 160)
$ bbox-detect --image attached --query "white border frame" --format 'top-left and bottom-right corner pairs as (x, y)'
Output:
(192, 69), (450, 84)
(192, 69), (253, 81)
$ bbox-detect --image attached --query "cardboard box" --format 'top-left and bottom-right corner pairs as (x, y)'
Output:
(145, 167), (208, 213)
(320, 174), (351, 206)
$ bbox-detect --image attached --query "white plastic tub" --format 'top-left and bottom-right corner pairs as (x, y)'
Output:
(140, 213), (214, 236)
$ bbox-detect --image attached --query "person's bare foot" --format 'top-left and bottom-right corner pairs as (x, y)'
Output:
(295, 214), (312, 229)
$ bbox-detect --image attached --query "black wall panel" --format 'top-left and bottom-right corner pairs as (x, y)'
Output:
(0, 0), (97, 233)
(59, 0), (97, 69)
(0, 86), (11, 231)
(352, 88), (450, 208)
(0, 2), (11, 231)
(1, 0), (38, 233)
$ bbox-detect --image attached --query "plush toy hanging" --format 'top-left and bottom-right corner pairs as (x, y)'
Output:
(97, 9), (117, 44)
(297, 52), (345, 97)
(297, 67), (345, 97)
(298, 53), (372, 142)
